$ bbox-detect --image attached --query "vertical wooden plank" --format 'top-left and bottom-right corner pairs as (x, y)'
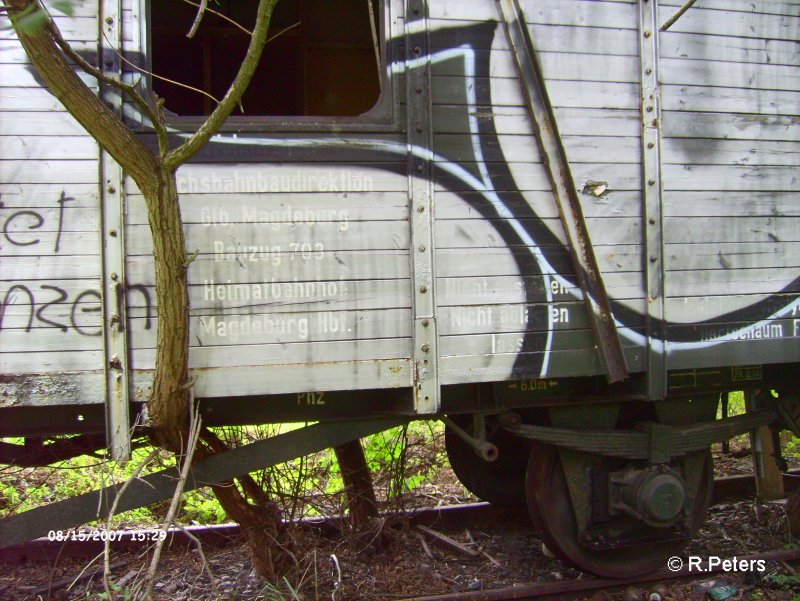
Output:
(746, 391), (785, 501)
(406, 0), (439, 413)
(100, 0), (131, 460)
(640, 0), (667, 399)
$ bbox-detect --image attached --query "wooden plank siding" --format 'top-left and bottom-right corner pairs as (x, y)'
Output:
(658, 3), (800, 368)
(1, 0), (798, 410)
(429, 0), (646, 382)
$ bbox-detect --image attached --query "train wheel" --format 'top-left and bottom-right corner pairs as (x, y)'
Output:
(526, 443), (713, 578)
(445, 415), (528, 507)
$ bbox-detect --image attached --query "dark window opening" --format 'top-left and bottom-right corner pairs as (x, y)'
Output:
(150, 0), (383, 117)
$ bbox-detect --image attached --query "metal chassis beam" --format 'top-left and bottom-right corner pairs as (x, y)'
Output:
(406, 0), (440, 412)
(99, 0), (131, 460)
(497, 0), (628, 384)
(640, 0), (668, 400)
(0, 417), (406, 550)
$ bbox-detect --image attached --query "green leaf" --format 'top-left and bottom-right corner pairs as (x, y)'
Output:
(17, 9), (48, 35)
(50, 0), (75, 16)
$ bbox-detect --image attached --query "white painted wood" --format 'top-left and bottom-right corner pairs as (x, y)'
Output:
(0, 16), (99, 43)
(662, 111), (800, 142)
(439, 327), (643, 358)
(0, 371), (105, 407)
(659, 0), (800, 18)
(190, 359), (412, 397)
(432, 50), (639, 83)
(665, 293), (799, 323)
(522, 0), (638, 30)
(663, 139), (800, 167)
(657, 5), (800, 40)
(432, 76), (640, 110)
(0, 350), (103, 372)
(134, 338), (412, 370)
(667, 338), (800, 371)
(660, 32), (800, 66)
(662, 85), (800, 116)
(0, 231), (101, 255)
(663, 164), (800, 192)
(0, 112), (88, 136)
(440, 346), (645, 384)
(0, 255), (102, 280)
(0, 182), (98, 207)
(434, 190), (641, 220)
(0, 136), (98, 160)
(665, 217), (800, 244)
(529, 24), (638, 56)
(125, 220), (411, 254)
(124, 163), (409, 196)
(171, 278), (411, 315)
(126, 308), (414, 349)
(664, 192), (800, 217)
(0, 64), (97, 89)
(436, 216), (641, 248)
(125, 250), (412, 284)
(0, 40), (96, 65)
(436, 248), (643, 278)
(660, 57), (800, 92)
(665, 269), (799, 296)
(125, 191), (408, 225)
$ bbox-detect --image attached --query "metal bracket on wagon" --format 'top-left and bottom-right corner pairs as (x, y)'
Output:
(498, 409), (778, 462)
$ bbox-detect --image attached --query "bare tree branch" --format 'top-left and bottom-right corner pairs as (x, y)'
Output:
(179, 0), (253, 35)
(3, 0), (159, 186)
(44, 18), (168, 145)
(142, 407), (203, 600)
(186, 0), (207, 38)
(661, 0), (698, 32)
(165, 0), (279, 169)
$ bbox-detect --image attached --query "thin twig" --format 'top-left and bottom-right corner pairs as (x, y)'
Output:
(266, 21), (300, 45)
(102, 448), (160, 598)
(180, 0), (252, 36)
(43, 12), (166, 143)
(67, 551), (104, 592)
(660, 0), (698, 31)
(366, 0), (381, 83)
(187, 0), (207, 38)
(142, 401), (203, 600)
(101, 29), (221, 107)
(175, 523), (219, 596)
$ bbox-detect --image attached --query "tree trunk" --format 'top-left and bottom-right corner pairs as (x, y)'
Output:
(335, 440), (379, 528)
(139, 169), (191, 453)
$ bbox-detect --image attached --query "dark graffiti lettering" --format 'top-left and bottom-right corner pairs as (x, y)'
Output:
(71, 290), (102, 337)
(0, 285), (35, 333)
(55, 192), (76, 254)
(0, 282), (152, 337)
(126, 284), (153, 330)
(4, 211), (44, 247)
(2, 192), (75, 253)
(35, 285), (69, 332)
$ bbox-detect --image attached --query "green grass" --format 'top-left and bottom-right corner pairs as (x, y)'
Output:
(0, 421), (448, 526)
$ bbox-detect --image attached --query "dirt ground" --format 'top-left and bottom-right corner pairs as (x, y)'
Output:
(2, 441), (800, 601)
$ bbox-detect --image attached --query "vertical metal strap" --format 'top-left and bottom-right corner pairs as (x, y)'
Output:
(639, 0), (667, 399)
(498, 0), (628, 383)
(405, 0), (439, 413)
(99, 0), (131, 459)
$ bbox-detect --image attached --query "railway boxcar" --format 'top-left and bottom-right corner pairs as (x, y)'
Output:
(1, 0), (799, 577)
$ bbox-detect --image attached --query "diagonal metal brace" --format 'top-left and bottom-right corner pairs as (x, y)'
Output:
(497, 0), (628, 382)
(0, 417), (406, 550)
